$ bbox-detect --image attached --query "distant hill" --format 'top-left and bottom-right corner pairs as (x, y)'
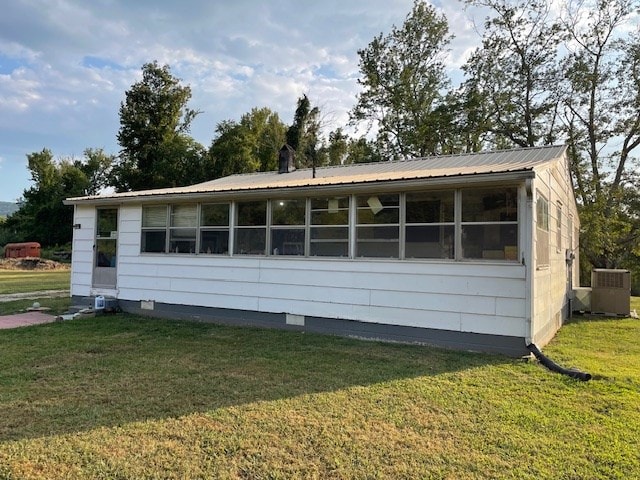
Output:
(0, 201), (19, 217)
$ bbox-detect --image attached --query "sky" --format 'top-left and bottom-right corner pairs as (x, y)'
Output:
(0, 0), (485, 203)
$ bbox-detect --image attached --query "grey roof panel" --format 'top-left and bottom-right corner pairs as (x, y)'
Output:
(66, 145), (566, 202)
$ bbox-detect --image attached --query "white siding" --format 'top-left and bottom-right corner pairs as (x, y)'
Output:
(70, 205), (95, 297)
(65, 204), (531, 338)
(531, 156), (580, 346)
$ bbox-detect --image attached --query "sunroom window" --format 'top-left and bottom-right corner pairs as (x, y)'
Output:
(234, 201), (267, 255)
(405, 190), (455, 259)
(356, 194), (400, 258)
(310, 196), (349, 257)
(270, 199), (306, 255)
(141, 205), (168, 253)
(169, 204), (197, 254)
(461, 188), (518, 260)
(200, 203), (230, 254)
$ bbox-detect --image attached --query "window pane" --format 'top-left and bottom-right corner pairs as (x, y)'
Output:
(462, 188), (517, 222)
(536, 195), (549, 231)
(405, 225), (455, 259)
(461, 224), (518, 260)
(201, 203), (229, 226)
(311, 209), (348, 225)
(169, 228), (196, 254)
(271, 199), (305, 225)
(234, 228), (266, 255)
(142, 206), (167, 228)
(310, 227), (349, 257)
(96, 239), (117, 266)
(356, 226), (399, 258)
(311, 197), (349, 225)
(171, 204), (197, 228)
(311, 196), (349, 211)
(141, 231), (166, 253)
(311, 227), (348, 240)
(97, 209), (118, 237)
(406, 191), (454, 223)
(310, 242), (348, 257)
(271, 228), (305, 255)
(236, 201), (267, 226)
(357, 194), (399, 224)
(200, 230), (229, 254)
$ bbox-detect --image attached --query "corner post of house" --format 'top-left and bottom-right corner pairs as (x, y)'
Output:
(523, 177), (535, 346)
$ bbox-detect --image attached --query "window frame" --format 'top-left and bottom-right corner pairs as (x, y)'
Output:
(556, 201), (563, 253)
(199, 202), (231, 255)
(138, 185), (522, 264)
(309, 196), (350, 257)
(355, 193), (400, 259)
(141, 205), (169, 253)
(459, 187), (519, 261)
(404, 190), (456, 260)
(169, 204), (198, 254)
(536, 192), (550, 268)
(233, 200), (268, 256)
(269, 198), (307, 256)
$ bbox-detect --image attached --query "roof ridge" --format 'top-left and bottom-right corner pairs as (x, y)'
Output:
(217, 144), (567, 179)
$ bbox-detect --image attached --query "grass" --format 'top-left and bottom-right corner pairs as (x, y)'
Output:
(0, 297), (72, 316)
(0, 299), (637, 479)
(0, 269), (71, 295)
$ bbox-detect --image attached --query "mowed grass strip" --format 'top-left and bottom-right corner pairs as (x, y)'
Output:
(0, 300), (638, 479)
(0, 297), (72, 316)
(0, 269), (71, 295)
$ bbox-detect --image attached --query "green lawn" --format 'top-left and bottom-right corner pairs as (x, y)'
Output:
(0, 269), (71, 294)
(0, 300), (638, 479)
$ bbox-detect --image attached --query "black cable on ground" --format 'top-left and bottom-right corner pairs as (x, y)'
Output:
(526, 343), (592, 381)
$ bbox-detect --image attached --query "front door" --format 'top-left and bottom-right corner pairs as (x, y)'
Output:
(93, 208), (118, 288)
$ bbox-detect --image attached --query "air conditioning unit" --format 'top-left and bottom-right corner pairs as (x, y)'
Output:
(591, 269), (631, 316)
(572, 287), (592, 312)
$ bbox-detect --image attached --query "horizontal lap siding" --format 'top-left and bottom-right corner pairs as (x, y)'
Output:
(70, 206), (95, 297)
(107, 205), (529, 338)
(532, 159), (578, 346)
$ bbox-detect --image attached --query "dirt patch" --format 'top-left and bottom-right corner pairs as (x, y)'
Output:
(0, 257), (70, 270)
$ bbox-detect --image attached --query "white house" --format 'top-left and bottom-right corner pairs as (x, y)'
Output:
(64, 145), (580, 356)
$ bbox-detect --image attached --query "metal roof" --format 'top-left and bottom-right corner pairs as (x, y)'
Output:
(66, 144), (567, 203)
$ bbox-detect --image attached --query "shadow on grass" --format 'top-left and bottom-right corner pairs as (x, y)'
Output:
(0, 314), (511, 442)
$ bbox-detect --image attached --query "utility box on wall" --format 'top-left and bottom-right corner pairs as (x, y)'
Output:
(591, 269), (631, 316)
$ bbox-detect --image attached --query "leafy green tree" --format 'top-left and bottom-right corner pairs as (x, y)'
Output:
(0, 149), (112, 247)
(286, 94), (321, 168)
(351, 0), (452, 158)
(463, 0), (564, 148)
(322, 129), (350, 166)
(318, 131), (384, 165)
(76, 148), (114, 196)
(561, 0), (640, 273)
(112, 61), (203, 191)
(208, 107), (286, 177)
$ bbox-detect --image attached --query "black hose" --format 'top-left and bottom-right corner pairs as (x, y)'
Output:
(526, 343), (592, 381)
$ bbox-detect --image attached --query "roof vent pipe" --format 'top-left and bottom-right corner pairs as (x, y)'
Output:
(278, 144), (296, 174)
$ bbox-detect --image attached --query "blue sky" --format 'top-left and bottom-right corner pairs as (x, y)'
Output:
(0, 0), (483, 202)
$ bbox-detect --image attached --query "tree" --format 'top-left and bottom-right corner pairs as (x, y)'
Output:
(0, 149), (112, 247)
(112, 61), (203, 191)
(208, 107), (286, 178)
(350, 0), (452, 158)
(462, 0), (640, 282)
(286, 94), (322, 168)
(561, 0), (640, 273)
(462, 0), (565, 148)
(76, 148), (115, 196)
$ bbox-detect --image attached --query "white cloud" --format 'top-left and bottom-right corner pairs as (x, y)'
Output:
(2, 0), (492, 201)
